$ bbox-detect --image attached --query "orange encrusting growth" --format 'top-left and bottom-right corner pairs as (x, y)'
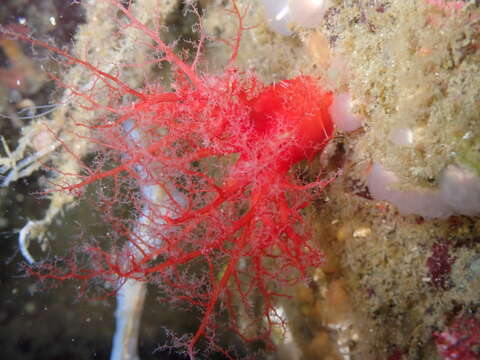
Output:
(22, 1), (335, 357)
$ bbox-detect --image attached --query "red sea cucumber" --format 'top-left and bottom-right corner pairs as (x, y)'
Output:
(14, 0), (335, 356)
